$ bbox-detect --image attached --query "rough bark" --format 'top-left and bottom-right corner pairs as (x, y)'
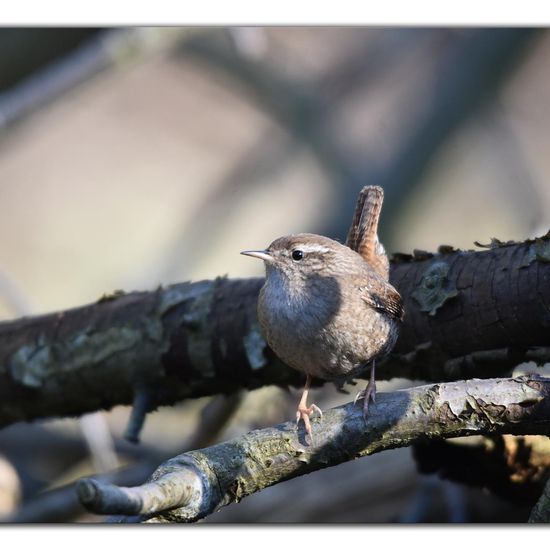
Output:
(75, 376), (550, 522)
(1, 236), (550, 429)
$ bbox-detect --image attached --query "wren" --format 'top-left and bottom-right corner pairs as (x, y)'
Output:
(241, 186), (403, 440)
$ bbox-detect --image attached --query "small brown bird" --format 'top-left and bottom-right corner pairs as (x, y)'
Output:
(241, 186), (403, 439)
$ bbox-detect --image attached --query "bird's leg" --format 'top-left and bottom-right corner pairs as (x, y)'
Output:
(354, 360), (377, 420)
(295, 374), (323, 440)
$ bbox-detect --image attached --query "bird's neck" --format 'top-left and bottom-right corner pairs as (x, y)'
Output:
(264, 267), (311, 311)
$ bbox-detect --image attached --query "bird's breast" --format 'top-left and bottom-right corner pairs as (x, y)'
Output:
(258, 277), (400, 381)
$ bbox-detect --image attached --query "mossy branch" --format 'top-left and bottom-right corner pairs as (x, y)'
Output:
(76, 376), (550, 522)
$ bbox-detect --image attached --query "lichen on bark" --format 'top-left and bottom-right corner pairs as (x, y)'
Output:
(411, 260), (459, 316)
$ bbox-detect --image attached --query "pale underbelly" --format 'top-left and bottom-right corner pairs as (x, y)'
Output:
(263, 313), (399, 381)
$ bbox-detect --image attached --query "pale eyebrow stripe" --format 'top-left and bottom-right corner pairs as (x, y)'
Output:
(298, 243), (331, 254)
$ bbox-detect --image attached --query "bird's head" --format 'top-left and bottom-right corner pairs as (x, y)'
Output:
(241, 233), (355, 282)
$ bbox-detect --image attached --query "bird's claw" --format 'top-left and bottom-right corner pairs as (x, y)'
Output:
(295, 403), (323, 442)
(354, 381), (377, 421)
(310, 404), (323, 418)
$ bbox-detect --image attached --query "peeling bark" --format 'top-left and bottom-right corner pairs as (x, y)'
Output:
(1, 237), (550, 427)
(76, 376), (550, 522)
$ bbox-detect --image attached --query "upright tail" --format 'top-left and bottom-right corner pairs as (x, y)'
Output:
(345, 185), (389, 280)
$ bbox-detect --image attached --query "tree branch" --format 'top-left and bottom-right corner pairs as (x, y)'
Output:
(76, 376), (550, 522)
(1, 235), (550, 429)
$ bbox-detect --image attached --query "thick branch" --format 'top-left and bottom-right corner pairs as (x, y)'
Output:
(1, 236), (550, 428)
(76, 376), (550, 522)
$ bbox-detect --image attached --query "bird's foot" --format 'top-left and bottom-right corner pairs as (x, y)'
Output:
(295, 403), (323, 441)
(354, 380), (376, 421)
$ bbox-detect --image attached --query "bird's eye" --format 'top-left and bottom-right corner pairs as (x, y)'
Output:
(292, 250), (304, 261)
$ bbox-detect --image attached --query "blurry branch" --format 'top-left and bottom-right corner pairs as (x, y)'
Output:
(529, 477), (550, 523)
(413, 435), (550, 505)
(1, 236), (550, 429)
(0, 454), (20, 518)
(356, 28), (538, 248)
(0, 29), (99, 92)
(398, 475), (467, 523)
(0, 30), (107, 130)
(156, 130), (296, 283)
(485, 103), (545, 234)
(0, 419), (157, 496)
(0, 28), (193, 131)
(75, 376), (550, 521)
(227, 28), (268, 61)
(80, 413), (119, 474)
(319, 28), (440, 102)
(178, 29), (538, 248)
(2, 460), (157, 523)
(178, 30), (359, 216)
(181, 30), (339, 167)
(185, 392), (245, 451)
(161, 29), (438, 282)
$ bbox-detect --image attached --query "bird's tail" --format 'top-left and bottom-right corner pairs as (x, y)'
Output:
(345, 185), (389, 279)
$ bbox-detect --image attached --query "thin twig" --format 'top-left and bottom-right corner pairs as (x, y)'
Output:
(185, 392), (245, 451)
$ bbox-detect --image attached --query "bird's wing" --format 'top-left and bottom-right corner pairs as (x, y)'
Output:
(358, 275), (404, 321)
(345, 186), (389, 280)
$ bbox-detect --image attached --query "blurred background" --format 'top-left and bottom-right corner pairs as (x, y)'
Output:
(0, 27), (548, 523)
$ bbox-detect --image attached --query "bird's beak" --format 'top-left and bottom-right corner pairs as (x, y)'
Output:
(240, 249), (273, 262)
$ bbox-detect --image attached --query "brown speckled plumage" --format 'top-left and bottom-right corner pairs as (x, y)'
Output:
(257, 233), (401, 381)
(242, 186), (403, 439)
